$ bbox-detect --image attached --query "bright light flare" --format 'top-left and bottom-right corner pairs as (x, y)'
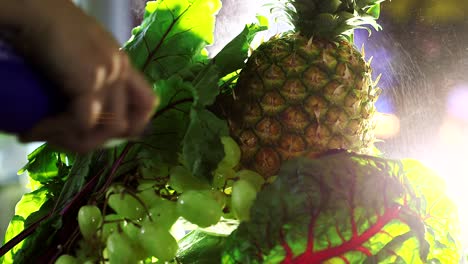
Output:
(447, 84), (468, 122)
(374, 112), (400, 139)
(420, 116), (468, 245)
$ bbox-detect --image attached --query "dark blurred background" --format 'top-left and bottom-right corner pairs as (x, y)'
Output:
(0, 0), (467, 256)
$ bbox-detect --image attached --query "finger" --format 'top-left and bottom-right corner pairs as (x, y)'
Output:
(45, 132), (91, 154)
(52, 34), (122, 96)
(18, 113), (74, 143)
(92, 51), (128, 92)
(45, 131), (105, 154)
(18, 120), (98, 154)
(107, 51), (129, 85)
(44, 108), (122, 154)
(97, 84), (129, 136)
(72, 52), (128, 131)
(125, 70), (158, 136)
(69, 93), (105, 132)
(63, 21), (123, 95)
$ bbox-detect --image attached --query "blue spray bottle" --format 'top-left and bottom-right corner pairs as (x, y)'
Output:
(0, 40), (62, 134)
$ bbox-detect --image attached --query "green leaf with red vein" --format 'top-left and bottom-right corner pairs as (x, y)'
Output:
(140, 76), (194, 166)
(222, 151), (461, 263)
(124, 0), (221, 81)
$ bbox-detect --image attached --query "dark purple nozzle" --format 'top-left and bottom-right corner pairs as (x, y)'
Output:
(0, 40), (61, 134)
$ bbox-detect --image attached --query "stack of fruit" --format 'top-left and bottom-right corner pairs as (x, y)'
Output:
(1, 0), (461, 263)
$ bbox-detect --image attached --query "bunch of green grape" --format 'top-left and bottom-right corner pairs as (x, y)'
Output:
(55, 137), (268, 264)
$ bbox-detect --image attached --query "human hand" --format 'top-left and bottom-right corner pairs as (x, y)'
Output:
(13, 0), (157, 153)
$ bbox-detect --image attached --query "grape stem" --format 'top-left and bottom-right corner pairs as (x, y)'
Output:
(97, 143), (134, 194)
(0, 167), (105, 258)
(0, 214), (49, 257)
(42, 144), (135, 263)
(57, 228), (81, 259)
(124, 190), (154, 221)
(0, 145), (133, 260)
(60, 167), (106, 216)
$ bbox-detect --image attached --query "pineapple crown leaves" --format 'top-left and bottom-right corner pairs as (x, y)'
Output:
(282, 0), (385, 41)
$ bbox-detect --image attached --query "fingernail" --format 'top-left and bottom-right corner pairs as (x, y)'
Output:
(90, 100), (103, 127)
(93, 66), (107, 91)
(107, 53), (123, 84)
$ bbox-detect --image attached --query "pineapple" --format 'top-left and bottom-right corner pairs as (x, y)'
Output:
(222, 0), (383, 178)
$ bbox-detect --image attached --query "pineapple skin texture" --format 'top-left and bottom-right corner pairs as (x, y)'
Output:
(228, 35), (380, 178)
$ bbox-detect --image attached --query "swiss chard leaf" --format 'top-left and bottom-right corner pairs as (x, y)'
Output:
(2, 152), (106, 264)
(213, 20), (269, 77)
(53, 153), (94, 211)
(183, 109), (228, 181)
(402, 160), (461, 264)
(222, 151), (461, 263)
(140, 76), (194, 166)
(123, 0), (226, 179)
(12, 216), (62, 263)
(1, 217), (24, 264)
(17, 144), (62, 184)
(1, 188), (49, 264)
(0, 142), (74, 264)
(192, 63), (221, 107)
(124, 0), (222, 81)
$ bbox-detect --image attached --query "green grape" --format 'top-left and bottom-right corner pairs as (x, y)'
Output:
(148, 198), (179, 229)
(55, 255), (78, 264)
(231, 179), (257, 221)
(169, 166), (208, 192)
(207, 189), (227, 208)
(121, 222), (148, 260)
(106, 184), (125, 198)
(212, 165), (236, 189)
(108, 193), (146, 220)
(219, 136), (241, 168)
(121, 221), (140, 242)
(77, 205), (103, 241)
(177, 190), (222, 227)
(100, 214), (123, 242)
(236, 170), (265, 191)
(107, 232), (138, 264)
(137, 182), (155, 191)
(138, 222), (178, 261)
(137, 187), (159, 205)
